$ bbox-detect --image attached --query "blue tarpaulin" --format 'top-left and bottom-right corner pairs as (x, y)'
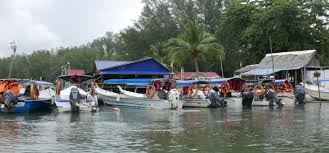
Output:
(245, 79), (288, 85)
(320, 79), (329, 82)
(103, 78), (155, 85)
(176, 78), (233, 86)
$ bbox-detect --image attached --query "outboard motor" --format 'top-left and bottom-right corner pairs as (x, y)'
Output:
(157, 89), (167, 100)
(294, 84), (305, 104)
(207, 86), (227, 107)
(241, 88), (253, 108)
(3, 90), (17, 112)
(69, 87), (82, 112)
(265, 89), (283, 107)
(168, 89), (181, 109)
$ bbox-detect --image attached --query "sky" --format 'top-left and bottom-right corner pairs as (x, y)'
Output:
(0, 0), (144, 57)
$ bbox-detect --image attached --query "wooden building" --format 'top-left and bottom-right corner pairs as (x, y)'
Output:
(235, 50), (320, 85)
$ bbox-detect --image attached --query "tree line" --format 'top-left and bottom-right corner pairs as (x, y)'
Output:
(1, 0), (328, 81)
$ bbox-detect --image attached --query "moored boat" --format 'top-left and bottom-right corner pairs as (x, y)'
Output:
(0, 79), (55, 113)
(96, 78), (182, 109)
(249, 80), (297, 106)
(54, 75), (98, 113)
(226, 79), (302, 107)
(176, 79), (231, 108)
(304, 83), (329, 101)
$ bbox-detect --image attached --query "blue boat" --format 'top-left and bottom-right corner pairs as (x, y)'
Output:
(0, 79), (55, 113)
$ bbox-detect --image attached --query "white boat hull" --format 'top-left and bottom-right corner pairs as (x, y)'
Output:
(96, 87), (182, 110)
(55, 101), (97, 112)
(305, 84), (329, 101)
(228, 94), (296, 106)
(183, 98), (212, 108)
(55, 86), (98, 113)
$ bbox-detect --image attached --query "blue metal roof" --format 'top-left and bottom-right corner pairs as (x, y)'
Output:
(99, 58), (174, 75)
(95, 60), (130, 71)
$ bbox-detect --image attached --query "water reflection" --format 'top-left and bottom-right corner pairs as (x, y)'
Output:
(1, 104), (329, 152)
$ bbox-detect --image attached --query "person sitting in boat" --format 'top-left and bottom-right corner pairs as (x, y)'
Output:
(24, 85), (31, 97)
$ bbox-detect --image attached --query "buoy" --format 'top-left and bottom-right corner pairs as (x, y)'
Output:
(112, 107), (120, 112)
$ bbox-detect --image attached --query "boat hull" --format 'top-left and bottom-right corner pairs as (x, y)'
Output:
(228, 95), (295, 106)
(182, 98), (213, 108)
(99, 93), (182, 110)
(304, 84), (329, 101)
(306, 88), (329, 101)
(0, 99), (52, 113)
(54, 100), (97, 113)
(54, 86), (99, 113)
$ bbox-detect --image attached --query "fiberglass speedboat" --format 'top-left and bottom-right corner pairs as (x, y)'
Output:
(54, 75), (98, 113)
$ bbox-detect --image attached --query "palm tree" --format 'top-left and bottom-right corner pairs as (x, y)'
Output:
(149, 42), (168, 64)
(166, 20), (224, 77)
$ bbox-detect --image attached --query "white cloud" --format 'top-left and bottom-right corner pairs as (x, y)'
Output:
(0, 0), (143, 57)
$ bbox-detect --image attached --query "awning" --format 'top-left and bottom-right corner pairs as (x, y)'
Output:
(24, 80), (54, 86)
(176, 78), (236, 86)
(320, 78), (329, 82)
(242, 68), (286, 76)
(246, 79), (288, 84)
(103, 78), (154, 85)
(58, 75), (94, 83)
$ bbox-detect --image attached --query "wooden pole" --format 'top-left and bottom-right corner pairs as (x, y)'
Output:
(317, 76), (321, 100)
(220, 55), (224, 78)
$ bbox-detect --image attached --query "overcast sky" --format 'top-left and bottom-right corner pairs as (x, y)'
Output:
(0, 0), (144, 57)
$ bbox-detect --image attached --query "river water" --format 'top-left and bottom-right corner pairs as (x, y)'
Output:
(1, 102), (329, 153)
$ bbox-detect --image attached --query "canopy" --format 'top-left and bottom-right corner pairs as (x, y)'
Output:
(0, 79), (54, 86)
(58, 75), (94, 83)
(176, 78), (234, 86)
(246, 79), (288, 85)
(320, 78), (329, 82)
(103, 78), (154, 85)
(24, 80), (54, 86)
(242, 68), (286, 76)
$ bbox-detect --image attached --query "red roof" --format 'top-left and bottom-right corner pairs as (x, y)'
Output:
(68, 69), (85, 75)
(174, 72), (220, 80)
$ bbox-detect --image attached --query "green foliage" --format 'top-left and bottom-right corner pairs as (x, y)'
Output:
(149, 42), (169, 64)
(220, 0), (329, 75)
(0, 0), (328, 80)
(166, 20), (224, 74)
(314, 71), (321, 78)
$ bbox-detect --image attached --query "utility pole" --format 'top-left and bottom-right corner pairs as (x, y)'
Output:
(8, 40), (17, 79)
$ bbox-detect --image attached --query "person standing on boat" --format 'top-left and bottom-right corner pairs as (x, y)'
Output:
(294, 83), (305, 104)
(208, 86), (227, 107)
